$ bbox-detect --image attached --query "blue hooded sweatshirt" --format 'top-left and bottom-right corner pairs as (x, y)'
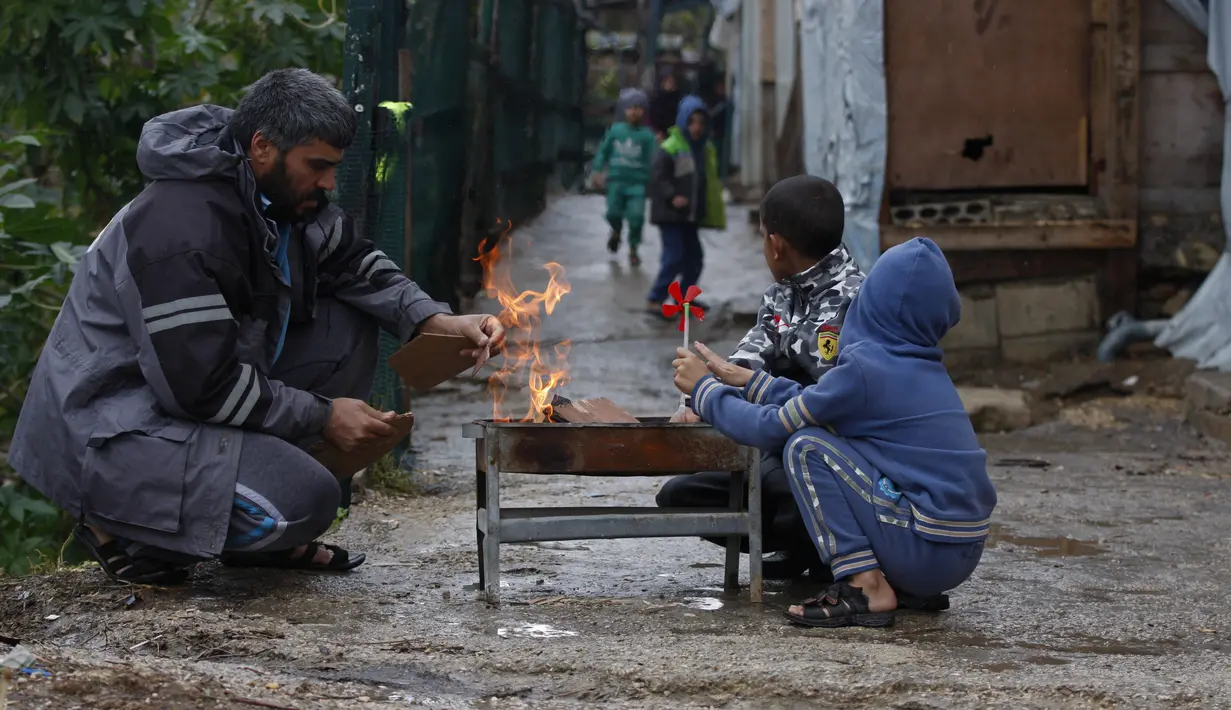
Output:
(692, 237), (996, 543)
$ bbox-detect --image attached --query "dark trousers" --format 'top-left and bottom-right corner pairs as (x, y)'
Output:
(648, 222), (703, 303)
(224, 297), (378, 553)
(656, 451), (814, 556)
(103, 298), (378, 563)
(783, 429), (984, 597)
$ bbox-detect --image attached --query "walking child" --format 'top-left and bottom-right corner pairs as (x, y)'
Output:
(592, 88), (657, 266)
(647, 95), (725, 315)
(673, 237), (996, 628)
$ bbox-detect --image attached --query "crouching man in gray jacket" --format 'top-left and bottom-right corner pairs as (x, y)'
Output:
(8, 69), (503, 584)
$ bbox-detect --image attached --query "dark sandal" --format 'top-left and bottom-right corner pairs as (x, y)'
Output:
(783, 582), (895, 628)
(221, 542), (366, 572)
(73, 525), (189, 585)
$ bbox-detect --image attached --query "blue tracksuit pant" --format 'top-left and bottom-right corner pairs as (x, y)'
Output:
(782, 428), (984, 598)
(648, 223), (703, 303)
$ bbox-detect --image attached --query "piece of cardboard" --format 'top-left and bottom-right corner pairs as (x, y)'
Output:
(387, 334), (479, 392)
(552, 397), (639, 424)
(311, 412), (415, 478)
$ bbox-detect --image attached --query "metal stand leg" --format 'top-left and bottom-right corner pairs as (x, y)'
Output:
(482, 436), (502, 606)
(723, 469), (742, 592)
(746, 450), (763, 603)
(475, 439), (487, 589)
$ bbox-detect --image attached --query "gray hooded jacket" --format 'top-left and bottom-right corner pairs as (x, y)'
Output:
(9, 105), (450, 557)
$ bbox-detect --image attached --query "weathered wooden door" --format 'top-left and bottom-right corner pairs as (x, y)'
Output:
(885, 0), (1092, 190)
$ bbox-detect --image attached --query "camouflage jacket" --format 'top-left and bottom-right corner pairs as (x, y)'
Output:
(728, 244), (865, 384)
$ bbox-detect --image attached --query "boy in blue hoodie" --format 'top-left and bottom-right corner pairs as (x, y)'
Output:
(647, 94), (725, 314)
(672, 237), (995, 628)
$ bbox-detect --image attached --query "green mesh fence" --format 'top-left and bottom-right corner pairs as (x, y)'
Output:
(338, 0), (587, 418)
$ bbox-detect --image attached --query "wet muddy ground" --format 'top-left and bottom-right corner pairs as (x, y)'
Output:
(4, 196), (1231, 708)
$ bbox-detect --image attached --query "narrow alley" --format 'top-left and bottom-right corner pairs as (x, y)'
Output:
(5, 195), (1231, 709)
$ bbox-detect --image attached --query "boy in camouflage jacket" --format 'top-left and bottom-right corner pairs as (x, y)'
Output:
(658, 175), (864, 579)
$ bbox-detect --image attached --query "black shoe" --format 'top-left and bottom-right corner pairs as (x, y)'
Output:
(629, 249), (641, 267)
(607, 230), (620, 253)
(763, 548), (830, 581)
(894, 589), (951, 612)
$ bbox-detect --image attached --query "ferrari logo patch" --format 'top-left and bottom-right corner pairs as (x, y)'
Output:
(818, 333), (838, 360)
(818, 324), (840, 361)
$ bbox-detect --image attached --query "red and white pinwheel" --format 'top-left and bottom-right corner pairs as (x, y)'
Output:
(661, 281), (705, 333)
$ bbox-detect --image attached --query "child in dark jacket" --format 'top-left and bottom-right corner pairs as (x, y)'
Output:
(657, 176), (863, 581)
(673, 237), (996, 628)
(647, 94), (725, 315)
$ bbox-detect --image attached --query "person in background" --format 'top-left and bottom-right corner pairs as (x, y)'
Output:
(592, 88), (657, 266)
(646, 95), (725, 316)
(647, 66), (683, 139)
(707, 78), (729, 177)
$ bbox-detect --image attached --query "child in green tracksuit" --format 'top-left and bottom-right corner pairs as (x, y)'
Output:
(593, 88), (657, 266)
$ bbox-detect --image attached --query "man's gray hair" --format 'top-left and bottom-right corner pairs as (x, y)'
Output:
(231, 68), (357, 152)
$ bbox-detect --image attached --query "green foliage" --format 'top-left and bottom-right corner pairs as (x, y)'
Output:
(0, 0), (346, 221)
(0, 0), (348, 576)
(0, 482), (70, 576)
(367, 454), (420, 496)
(0, 132), (86, 441)
(0, 131), (85, 577)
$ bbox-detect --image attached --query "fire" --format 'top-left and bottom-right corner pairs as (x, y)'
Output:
(474, 220), (571, 422)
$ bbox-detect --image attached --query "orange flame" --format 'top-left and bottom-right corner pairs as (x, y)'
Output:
(475, 220), (571, 422)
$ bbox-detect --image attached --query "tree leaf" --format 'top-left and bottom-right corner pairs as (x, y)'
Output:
(0, 294), (12, 310)
(9, 135), (41, 147)
(50, 242), (80, 265)
(13, 274), (51, 296)
(0, 194), (36, 209)
(62, 94), (85, 124)
(0, 177), (36, 197)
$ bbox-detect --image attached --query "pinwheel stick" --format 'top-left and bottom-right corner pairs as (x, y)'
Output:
(680, 302), (691, 409)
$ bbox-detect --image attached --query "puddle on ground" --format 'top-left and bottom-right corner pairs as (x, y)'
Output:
(987, 524), (1104, 557)
(529, 541), (591, 551)
(682, 597), (724, 611)
(497, 623), (579, 639)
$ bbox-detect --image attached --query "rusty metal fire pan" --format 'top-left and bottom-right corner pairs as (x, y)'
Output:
(462, 418), (763, 605)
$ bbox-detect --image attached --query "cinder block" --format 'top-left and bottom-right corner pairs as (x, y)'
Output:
(943, 347), (1000, 370)
(942, 292), (999, 350)
(1001, 331), (1101, 364)
(890, 200), (991, 227)
(1185, 371), (1231, 414)
(996, 277), (1099, 338)
(959, 387), (1032, 433)
(1187, 407), (1231, 446)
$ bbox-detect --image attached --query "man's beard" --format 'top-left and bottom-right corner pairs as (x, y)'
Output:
(258, 156), (328, 222)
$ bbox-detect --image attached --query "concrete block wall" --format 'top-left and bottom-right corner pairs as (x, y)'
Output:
(941, 275), (1102, 364)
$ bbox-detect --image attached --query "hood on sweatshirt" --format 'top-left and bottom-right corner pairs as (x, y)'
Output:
(840, 237), (960, 360)
(674, 94), (709, 137)
(137, 104), (243, 182)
